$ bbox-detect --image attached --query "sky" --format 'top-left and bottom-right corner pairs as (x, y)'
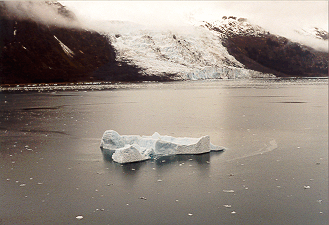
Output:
(61, 1), (328, 32)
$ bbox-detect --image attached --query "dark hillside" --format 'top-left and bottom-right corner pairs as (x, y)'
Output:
(205, 17), (328, 77)
(0, 1), (155, 84)
(223, 34), (328, 77)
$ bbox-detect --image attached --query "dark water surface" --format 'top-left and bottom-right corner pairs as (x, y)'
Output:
(1, 79), (328, 224)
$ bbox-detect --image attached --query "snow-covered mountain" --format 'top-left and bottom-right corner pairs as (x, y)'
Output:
(295, 27), (329, 40)
(108, 26), (272, 79)
(1, 1), (328, 84)
(96, 18), (275, 80)
(199, 16), (267, 38)
(95, 16), (327, 80)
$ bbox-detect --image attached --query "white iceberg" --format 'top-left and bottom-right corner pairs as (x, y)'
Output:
(100, 130), (224, 163)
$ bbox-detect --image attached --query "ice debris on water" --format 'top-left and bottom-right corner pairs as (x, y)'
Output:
(75, 215), (83, 220)
(100, 130), (225, 163)
(304, 186), (311, 189)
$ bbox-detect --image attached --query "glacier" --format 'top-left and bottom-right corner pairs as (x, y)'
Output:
(100, 130), (225, 163)
(94, 19), (275, 80)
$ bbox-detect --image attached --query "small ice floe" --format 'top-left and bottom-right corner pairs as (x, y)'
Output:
(303, 186), (311, 189)
(19, 183), (26, 187)
(100, 130), (225, 163)
(188, 213), (193, 216)
(223, 190), (235, 193)
(75, 215), (83, 220)
(231, 211), (237, 214)
(223, 205), (232, 208)
(139, 197), (147, 200)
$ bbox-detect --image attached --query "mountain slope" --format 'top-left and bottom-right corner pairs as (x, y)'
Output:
(1, 2), (328, 85)
(98, 17), (327, 80)
(203, 17), (328, 77)
(102, 22), (274, 80)
(0, 1), (152, 84)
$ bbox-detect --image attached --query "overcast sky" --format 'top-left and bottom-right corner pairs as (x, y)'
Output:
(61, 1), (328, 31)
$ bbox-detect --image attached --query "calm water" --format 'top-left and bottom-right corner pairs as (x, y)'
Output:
(0, 79), (328, 224)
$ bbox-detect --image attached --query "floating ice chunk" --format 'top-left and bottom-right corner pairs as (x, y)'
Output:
(100, 130), (225, 163)
(75, 215), (83, 220)
(112, 144), (151, 164)
(157, 135), (211, 155)
(210, 142), (224, 151)
(100, 130), (125, 150)
(154, 140), (179, 156)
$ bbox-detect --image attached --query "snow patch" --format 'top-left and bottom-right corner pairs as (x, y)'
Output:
(200, 18), (267, 38)
(53, 35), (75, 57)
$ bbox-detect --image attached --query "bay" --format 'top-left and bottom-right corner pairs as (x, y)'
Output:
(0, 79), (327, 224)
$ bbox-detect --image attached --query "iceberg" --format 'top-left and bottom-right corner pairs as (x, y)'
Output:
(100, 130), (225, 163)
